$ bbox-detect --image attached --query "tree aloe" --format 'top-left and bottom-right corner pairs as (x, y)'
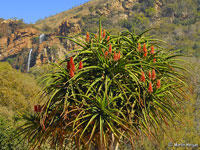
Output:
(16, 20), (189, 150)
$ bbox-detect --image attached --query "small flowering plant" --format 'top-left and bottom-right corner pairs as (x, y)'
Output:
(17, 19), (189, 149)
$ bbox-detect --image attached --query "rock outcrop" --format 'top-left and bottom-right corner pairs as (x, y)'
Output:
(58, 19), (81, 36)
(0, 18), (81, 71)
(0, 27), (38, 60)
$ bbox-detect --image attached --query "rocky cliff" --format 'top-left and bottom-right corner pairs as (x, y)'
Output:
(0, 19), (81, 71)
(0, 27), (37, 60)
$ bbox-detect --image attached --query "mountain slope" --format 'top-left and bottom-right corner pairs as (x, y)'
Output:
(0, 0), (200, 71)
(35, 0), (200, 58)
(35, 0), (105, 29)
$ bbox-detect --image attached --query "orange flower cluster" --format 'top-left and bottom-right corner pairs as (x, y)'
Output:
(140, 71), (146, 82)
(151, 45), (154, 54)
(102, 44), (120, 61)
(152, 69), (156, 80)
(103, 29), (110, 42)
(138, 43), (157, 63)
(107, 36), (110, 42)
(148, 82), (153, 93)
(156, 79), (161, 89)
(149, 79), (161, 93)
(143, 43), (148, 57)
(148, 70), (151, 79)
(70, 57), (75, 72)
(86, 32), (90, 42)
(104, 51), (108, 58)
(138, 43), (141, 51)
(79, 61), (83, 70)
(114, 51), (120, 61)
(67, 57), (83, 78)
(109, 44), (112, 54)
(140, 70), (161, 93)
(151, 45), (157, 63)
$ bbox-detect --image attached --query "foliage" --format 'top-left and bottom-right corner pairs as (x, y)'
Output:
(29, 64), (55, 86)
(0, 62), (42, 149)
(17, 19), (189, 149)
(41, 24), (55, 33)
(0, 116), (28, 150)
(0, 62), (40, 114)
(133, 59), (200, 149)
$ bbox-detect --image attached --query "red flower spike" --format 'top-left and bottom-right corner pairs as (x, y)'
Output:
(151, 45), (154, 54)
(105, 51), (108, 58)
(144, 51), (148, 57)
(109, 44), (112, 54)
(114, 51), (117, 61)
(148, 71), (151, 80)
(70, 57), (75, 72)
(153, 57), (156, 63)
(70, 57), (74, 65)
(103, 29), (106, 38)
(107, 36), (110, 42)
(152, 69), (156, 80)
(138, 43), (141, 51)
(70, 68), (74, 78)
(67, 61), (70, 70)
(148, 81), (153, 93)
(95, 34), (97, 39)
(71, 63), (75, 72)
(156, 79), (161, 89)
(118, 51), (120, 60)
(34, 105), (38, 112)
(143, 43), (147, 57)
(140, 71), (146, 82)
(79, 61), (83, 70)
(86, 32), (90, 42)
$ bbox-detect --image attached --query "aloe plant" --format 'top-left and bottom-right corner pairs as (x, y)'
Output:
(16, 19), (189, 150)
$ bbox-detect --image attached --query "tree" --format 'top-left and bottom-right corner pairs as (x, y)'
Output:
(17, 19), (189, 149)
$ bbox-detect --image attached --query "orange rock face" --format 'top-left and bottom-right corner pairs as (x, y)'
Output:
(58, 19), (81, 36)
(0, 19), (81, 71)
(0, 27), (38, 60)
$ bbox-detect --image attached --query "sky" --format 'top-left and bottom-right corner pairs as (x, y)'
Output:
(0, 0), (90, 24)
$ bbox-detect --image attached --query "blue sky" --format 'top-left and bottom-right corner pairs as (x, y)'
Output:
(0, 0), (90, 23)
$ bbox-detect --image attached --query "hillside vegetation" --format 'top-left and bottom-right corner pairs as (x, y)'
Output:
(0, 62), (40, 118)
(35, 0), (200, 57)
(0, 62), (41, 149)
